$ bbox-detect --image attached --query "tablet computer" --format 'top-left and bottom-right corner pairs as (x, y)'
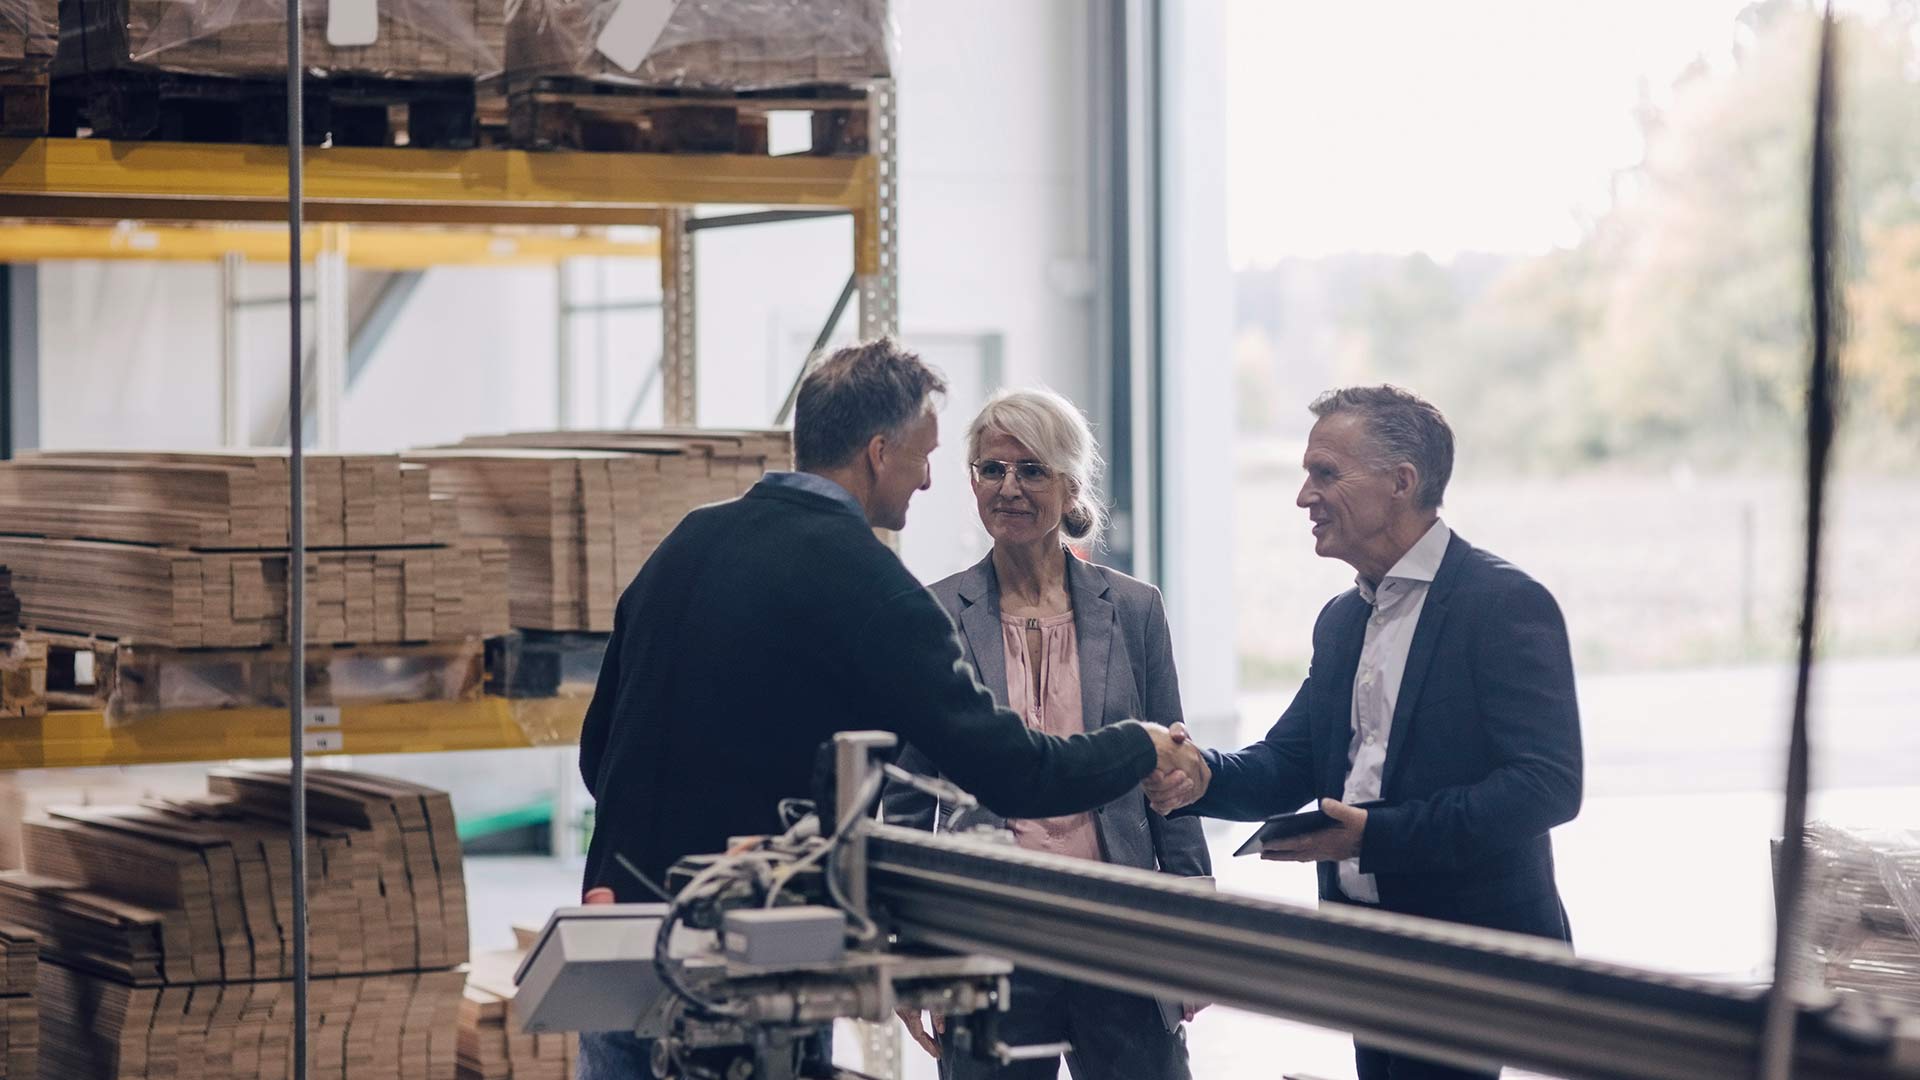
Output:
(1231, 808), (1336, 857)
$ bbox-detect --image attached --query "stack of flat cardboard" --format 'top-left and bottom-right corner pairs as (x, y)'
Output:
(0, 452), (510, 647)
(411, 429), (789, 631)
(456, 947), (575, 1080)
(0, 925), (35, 1078)
(0, 539), (508, 647)
(0, 768), (468, 1080)
(36, 965), (465, 1080)
(402, 451), (606, 632)
(0, 452), (440, 548)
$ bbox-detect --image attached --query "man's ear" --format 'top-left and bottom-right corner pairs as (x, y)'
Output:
(1393, 462), (1420, 501)
(865, 433), (888, 476)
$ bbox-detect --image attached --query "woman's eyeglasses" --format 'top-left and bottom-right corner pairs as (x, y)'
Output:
(970, 459), (1055, 489)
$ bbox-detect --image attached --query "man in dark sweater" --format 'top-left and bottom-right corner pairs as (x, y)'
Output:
(575, 339), (1197, 1078)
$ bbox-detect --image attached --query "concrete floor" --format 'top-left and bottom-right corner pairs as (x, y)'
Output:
(465, 654), (1920, 1079)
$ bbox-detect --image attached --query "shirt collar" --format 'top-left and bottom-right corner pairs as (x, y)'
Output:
(1355, 519), (1451, 606)
(761, 470), (868, 524)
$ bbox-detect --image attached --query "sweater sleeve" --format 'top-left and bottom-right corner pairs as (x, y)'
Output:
(850, 586), (1157, 818)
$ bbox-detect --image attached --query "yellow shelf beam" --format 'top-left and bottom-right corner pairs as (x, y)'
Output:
(0, 221), (660, 268)
(0, 697), (586, 770)
(0, 138), (875, 225)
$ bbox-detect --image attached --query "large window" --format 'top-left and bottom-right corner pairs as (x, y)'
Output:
(1181, 2), (1920, 1075)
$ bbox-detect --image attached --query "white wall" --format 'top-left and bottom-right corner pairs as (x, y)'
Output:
(1159, 0), (1239, 738)
(38, 262), (227, 448)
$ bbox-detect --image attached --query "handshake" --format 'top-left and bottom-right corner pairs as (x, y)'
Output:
(1142, 722), (1210, 814)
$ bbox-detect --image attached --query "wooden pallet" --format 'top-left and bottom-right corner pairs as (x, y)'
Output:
(36, 632), (483, 721)
(484, 630), (606, 699)
(0, 639), (45, 721)
(0, 73), (47, 136)
(506, 80), (868, 154)
(50, 71), (480, 148)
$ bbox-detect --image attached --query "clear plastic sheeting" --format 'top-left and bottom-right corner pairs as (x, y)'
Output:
(1800, 822), (1920, 1013)
(58, 0), (505, 78)
(505, 0), (891, 89)
(101, 638), (484, 724)
(0, 0), (55, 71)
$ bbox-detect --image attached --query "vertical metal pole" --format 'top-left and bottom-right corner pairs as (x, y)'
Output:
(850, 80), (903, 1080)
(220, 252), (246, 448)
(834, 729), (899, 1080)
(660, 210), (697, 427)
(0, 265), (40, 460)
(555, 259), (573, 429)
(856, 81), (900, 341)
(313, 226), (347, 450)
(594, 258), (611, 428)
(285, 11), (310, 1080)
(550, 750), (577, 860)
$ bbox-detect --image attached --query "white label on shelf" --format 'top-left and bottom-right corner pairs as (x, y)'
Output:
(304, 730), (345, 753)
(328, 0), (379, 48)
(303, 706), (342, 728)
(594, 0), (673, 73)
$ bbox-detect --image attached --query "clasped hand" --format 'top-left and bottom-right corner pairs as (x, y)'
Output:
(1142, 721), (1210, 814)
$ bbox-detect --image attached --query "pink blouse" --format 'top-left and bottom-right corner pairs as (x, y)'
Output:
(1001, 610), (1104, 862)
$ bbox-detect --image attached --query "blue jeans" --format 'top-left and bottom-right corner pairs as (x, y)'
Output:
(578, 1031), (654, 1080)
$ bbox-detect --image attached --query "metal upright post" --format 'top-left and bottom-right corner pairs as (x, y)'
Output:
(555, 258), (573, 429)
(659, 210), (697, 427)
(285, 7), (310, 1078)
(219, 252), (246, 447)
(856, 81), (900, 341)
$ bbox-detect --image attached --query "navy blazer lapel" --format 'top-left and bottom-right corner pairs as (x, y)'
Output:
(1381, 533), (1472, 794)
(1065, 555), (1116, 731)
(954, 556), (1009, 702)
(1320, 594), (1370, 796)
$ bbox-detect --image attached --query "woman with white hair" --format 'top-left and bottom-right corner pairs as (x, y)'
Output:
(887, 387), (1210, 1080)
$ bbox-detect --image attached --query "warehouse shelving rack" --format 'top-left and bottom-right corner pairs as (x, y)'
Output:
(0, 82), (902, 768)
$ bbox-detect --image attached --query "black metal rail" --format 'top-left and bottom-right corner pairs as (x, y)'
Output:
(866, 827), (1914, 1080)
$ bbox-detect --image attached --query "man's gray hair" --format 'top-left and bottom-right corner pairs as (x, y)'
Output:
(967, 387), (1107, 544)
(1309, 385), (1455, 510)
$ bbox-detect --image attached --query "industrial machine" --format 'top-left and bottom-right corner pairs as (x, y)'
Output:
(517, 732), (1920, 1080)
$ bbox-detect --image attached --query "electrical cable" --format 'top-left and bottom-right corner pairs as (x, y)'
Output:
(1758, 7), (1842, 1080)
(613, 852), (677, 903)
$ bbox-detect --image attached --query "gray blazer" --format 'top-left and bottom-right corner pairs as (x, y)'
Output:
(883, 551), (1212, 879)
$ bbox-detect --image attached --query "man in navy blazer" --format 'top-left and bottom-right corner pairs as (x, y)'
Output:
(1146, 386), (1582, 1080)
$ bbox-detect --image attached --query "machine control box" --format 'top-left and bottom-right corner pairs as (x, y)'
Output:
(722, 906), (847, 967)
